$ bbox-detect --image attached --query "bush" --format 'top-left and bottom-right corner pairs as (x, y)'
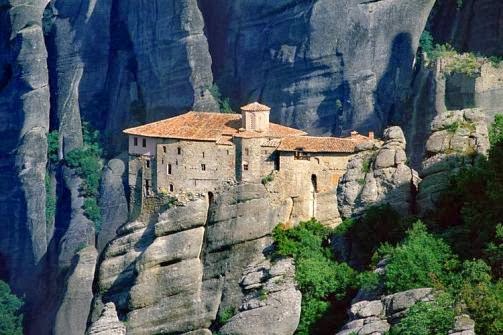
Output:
(45, 175), (56, 226)
(83, 198), (101, 232)
(217, 307), (235, 325)
(64, 121), (103, 231)
(419, 31), (434, 55)
(261, 174), (274, 185)
(0, 281), (24, 335)
(378, 221), (457, 293)
(208, 84), (233, 113)
(47, 131), (59, 164)
(489, 114), (503, 145)
(389, 292), (455, 335)
(273, 220), (357, 334)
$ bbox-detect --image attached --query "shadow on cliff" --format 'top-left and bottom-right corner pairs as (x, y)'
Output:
(363, 32), (415, 137)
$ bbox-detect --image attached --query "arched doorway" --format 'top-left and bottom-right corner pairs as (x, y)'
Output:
(310, 175), (318, 218)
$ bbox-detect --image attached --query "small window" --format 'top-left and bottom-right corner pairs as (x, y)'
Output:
(142, 138), (147, 147)
(227, 150), (230, 155)
(175, 160), (178, 166)
(243, 163), (249, 171)
(146, 159), (150, 168)
(245, 148), (249, 155)
(145, 180), (151, 195)
(168, 164), (172, 175)
(134, 137), (138, 146)
(177, 147), (181, 155)
(201, 164), (206, 171)
(161, 158), (164, 165)
(169, 184), (174, 192)
(163, 146), (167, 153)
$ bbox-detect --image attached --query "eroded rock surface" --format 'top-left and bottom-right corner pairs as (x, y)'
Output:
(87, 302), (126, 335)
(91, 184), (297, 335)
(200, 0), (435, 135)
(338, 127), (420, 218)
(417, 108), (489, 214)
(219, 258), (301, 335)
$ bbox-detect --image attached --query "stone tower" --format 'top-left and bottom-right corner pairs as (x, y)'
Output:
(241, 102), (271, 132)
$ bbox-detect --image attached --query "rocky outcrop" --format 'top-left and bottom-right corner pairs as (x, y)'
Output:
(337, 288), (434, 335)
(218, 258), (301, 335)
(449, 314), (476, 335)
(417, 108), (489, 214)
(338, 288), (477, 335)
(87, 303), (126, 335)
(54, 247), (98, 335)
(338, 127), (420, 218)
(90, 183), (296, 335)
(200, 0), (436, 135)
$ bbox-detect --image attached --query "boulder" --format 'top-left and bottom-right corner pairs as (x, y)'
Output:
(87, 303), (126, 335)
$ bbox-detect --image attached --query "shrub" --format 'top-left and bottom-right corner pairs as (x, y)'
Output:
(378, 221), (457, 293)
(273, 220), (357, 334)
(261, 174), (274, 185)
(361, 159), (372, 174)
(419, 31), (434, 55)
(489, 114), (503, 145)
(64, 121), (104, 231)
(47, 131), (59, 164)
(389, 292), (455, 335)
(45, 175), (56, 226)
(217, 307), (235, 325)
(83, 198), (101, 232)
(209, 84), (233, 113)
(0, 281), (24, 335)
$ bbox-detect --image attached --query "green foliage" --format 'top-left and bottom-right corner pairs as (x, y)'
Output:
(336, 205), (407, 268)
(489, 56), (503, 67)
(273, 220), (357, 334)
(83, 198), (101, 232)
(445, 121), (460, 134)
(389, 293), (455, 335)
(65, 121), (103, 231)
(0, 281), (24, 335)
(45, 175), (56, 226)
(218, 307), (235, 325)
(378, 221), (457, 293)
(261, 174), (274, 185)
(445, 52), (481, 77)
(357, 271), (380, 292)
(489, 114), (503, 145)
(419, 31), (434, 55)
(456, 0), (464, 9)
(209, 84), (233, 113)
(258, 288), (268, 301)
(47, 131), (59, 164)
(361, 159), (372, 174)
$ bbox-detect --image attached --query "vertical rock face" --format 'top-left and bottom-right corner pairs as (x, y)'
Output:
(91, 184), (299, 335)
(0, 0), (50, 294)
(338, 127), (420, 219)
(200, 0), (435, 135)
(54, 247), (98, 335)
(429, 0), (503, 57)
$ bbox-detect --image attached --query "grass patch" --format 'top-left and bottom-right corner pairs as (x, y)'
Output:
(261, 173), (274, 185)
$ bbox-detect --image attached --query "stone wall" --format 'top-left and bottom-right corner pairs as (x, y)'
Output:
(155, 139), (234, 194)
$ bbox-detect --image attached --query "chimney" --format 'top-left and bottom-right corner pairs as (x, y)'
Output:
(240, 102), (271, 132)
(368, 131), (375, 140)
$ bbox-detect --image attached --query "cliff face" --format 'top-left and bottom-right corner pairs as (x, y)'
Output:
(91, 184), (300, 334)
(0, 0), (50, 298)
(429, 0), (503, 57)
(200, 0), (436, 135)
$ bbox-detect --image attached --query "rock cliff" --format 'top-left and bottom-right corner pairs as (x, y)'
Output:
(90, 184), (300, 334)
(338, 126), (420, 219)
(200, 0), (436, 135)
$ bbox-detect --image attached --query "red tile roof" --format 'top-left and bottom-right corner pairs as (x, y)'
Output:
(277, 136), (366, 153)
(123, 112), (305, 141)
(240, 102), (271, 112)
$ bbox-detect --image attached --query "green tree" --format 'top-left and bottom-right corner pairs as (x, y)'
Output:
(0, 281), (23, 335)
(47, 131), (59, 164)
